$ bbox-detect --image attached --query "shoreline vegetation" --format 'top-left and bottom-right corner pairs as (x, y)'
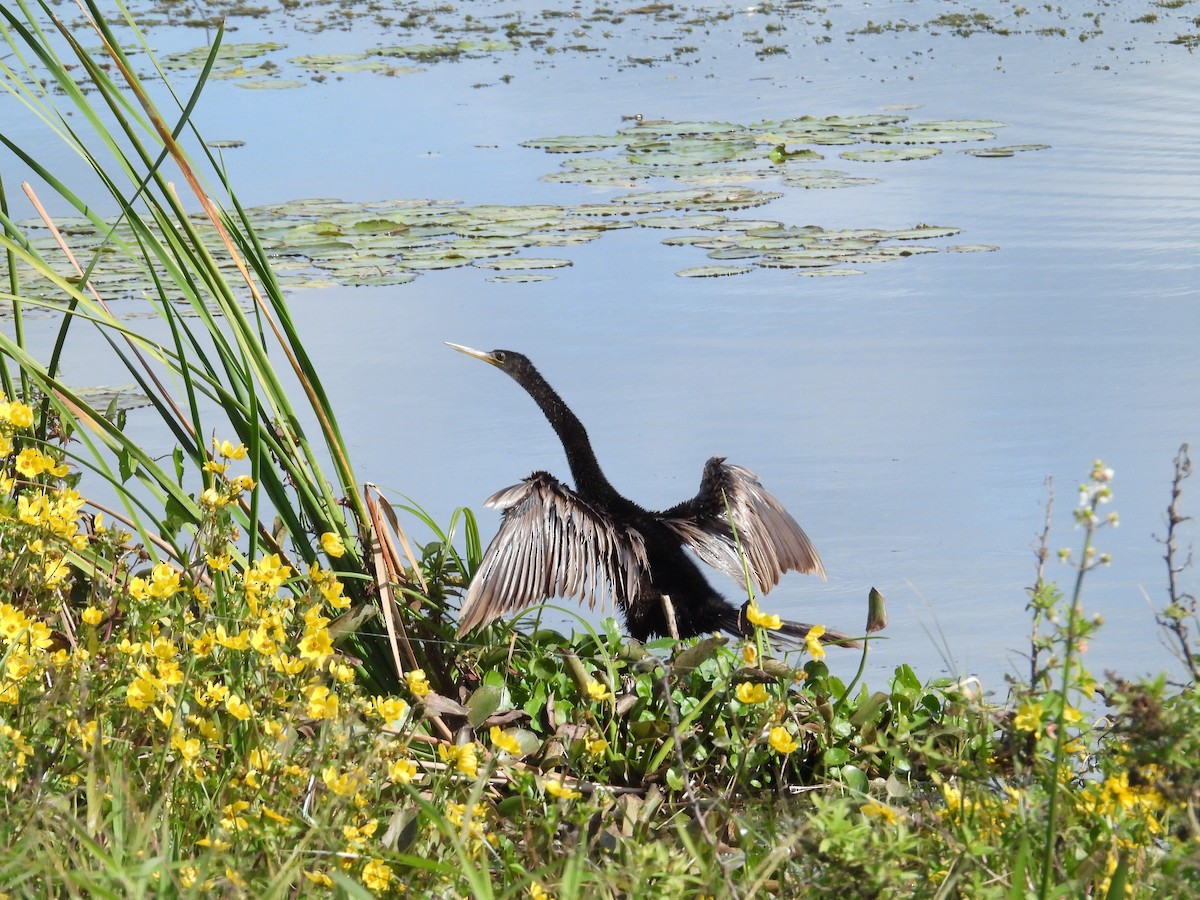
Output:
(1, 3), (1198, 896)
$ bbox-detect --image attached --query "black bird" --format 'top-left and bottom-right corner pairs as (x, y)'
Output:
(447, 344), (855, 647)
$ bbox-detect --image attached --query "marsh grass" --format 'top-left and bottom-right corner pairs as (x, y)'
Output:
(1, 2), (1199, 897)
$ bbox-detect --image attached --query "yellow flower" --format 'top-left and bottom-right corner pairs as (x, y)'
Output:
(190, 631), (216, 657)
(860, 800), (900, 825)
(215, 624), (250, 651)
(405, 669), (431, 698)
(940, 781), (964, 816)
(804, 625), (826, 660)
(735, 682), (770, 705)
(388, 758), (418, 785)
(126, 675), (157, 711)
(43, 557), (71, 589)
(80, 607), (105, 626)
(221, 800), (251, 832)
(742, 643), (758, 665)
(204, 487), (231, 508)
(171, 733), (202, 762)
(530, 883), (553, 900)
(304, 871), (333, 887)
(361, 859), (393, 893)
(148, 563), (180, 600)
(15, 447), (54, 478)
(319, 577), (350, 609)
(271, 653), (307, 675)
(305, 685), (339, 720)
(225, 694), (252, 721)
(206, 553), (232, 572)
(585, 733), (608, 757)
(343, 819), (378, 847)
(490, 725), (522, 756)
(215, 439), (248, 460)
(5, 400), (34, 429)
(1014, 701), (1044, 737)
(439, 742), (479, 777)
(585, 679), (612, 702)
(768, 726), (798, 755)
(249, 625), (276, 656)
(297, 627), (333, 665)
(544, 776), (582, 800)
(230, 475), (255, 492)
(322, 765), (361, 797)
(746, 603), (782, 630)
(320, 532), (346, 558)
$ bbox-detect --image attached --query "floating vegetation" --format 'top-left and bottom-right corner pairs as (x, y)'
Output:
(77, 0), (1195, 99)
(2, 190), (964, 310)
(73, 386), (152, 413)
(840, 147), (942, 162)
(676, 265), (754, 278)
(963, 144), (1052, 158)
(528, 113), (1008, 187)
(1, 102), (1030, 309)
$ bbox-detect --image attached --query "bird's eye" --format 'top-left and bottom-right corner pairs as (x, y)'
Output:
(494, 351), (506, 362)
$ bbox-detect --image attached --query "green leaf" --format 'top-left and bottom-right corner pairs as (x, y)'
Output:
(466, 684), (504, 728)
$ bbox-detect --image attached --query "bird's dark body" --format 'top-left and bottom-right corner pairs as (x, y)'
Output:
(590, 496), (734, 641)
(448, 344), (853, 646)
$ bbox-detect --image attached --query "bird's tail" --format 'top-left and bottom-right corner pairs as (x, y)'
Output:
(727, 601), (862, 649)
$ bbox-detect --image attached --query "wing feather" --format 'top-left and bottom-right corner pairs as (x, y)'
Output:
(660, 457), (825, 594)
(457, 471), (649, 635)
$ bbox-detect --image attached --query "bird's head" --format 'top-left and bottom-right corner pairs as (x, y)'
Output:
(446, 343), (537, 382)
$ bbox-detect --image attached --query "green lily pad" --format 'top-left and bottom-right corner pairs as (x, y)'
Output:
(780, 169), (880, 189)
(797, 267), (866, 277)
(963, 144), (1051, 157)
(676, 265), (753, 278)
(521, 135), (627, 153)
(637, 214), (728, 229)
(235, 79), (305, 90)
(840, 147), (942, 162)
(474, 258), (573, 270)
(75, 386), (152, 413)
(871, 129), (994, 144)
(488, 273), (557, 283)
(161, 41), (286, 71)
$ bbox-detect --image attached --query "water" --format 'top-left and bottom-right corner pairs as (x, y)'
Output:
(3, 1), (1198, 693)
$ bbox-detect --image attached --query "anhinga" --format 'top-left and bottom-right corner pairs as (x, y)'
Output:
(448, 343), (855, 647)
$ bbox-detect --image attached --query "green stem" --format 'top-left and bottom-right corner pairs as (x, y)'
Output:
(1038, 508), (1094, 898)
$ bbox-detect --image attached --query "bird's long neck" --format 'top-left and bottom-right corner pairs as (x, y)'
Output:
(522, 371), (620, 504)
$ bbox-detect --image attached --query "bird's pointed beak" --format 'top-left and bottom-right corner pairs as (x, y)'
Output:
(445, 342), (501, 367)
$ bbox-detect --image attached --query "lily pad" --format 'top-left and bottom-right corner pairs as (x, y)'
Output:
(797, 267), (866, 277)
(840, 147), (942, 162)
(963, 144), (1051, 157)
(74, 386), (152, 413)
(521, 135), (627, 153)
(488, 273), (557, 283)
(474, 258), (573, 270)
(637, 214), (728, 229)
(235, 79), (305, 90)
(675, 265), (753, 278)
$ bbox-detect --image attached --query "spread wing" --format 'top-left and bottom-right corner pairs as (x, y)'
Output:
(659, 457), (825, 595)
(457, 471), (650, 635)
